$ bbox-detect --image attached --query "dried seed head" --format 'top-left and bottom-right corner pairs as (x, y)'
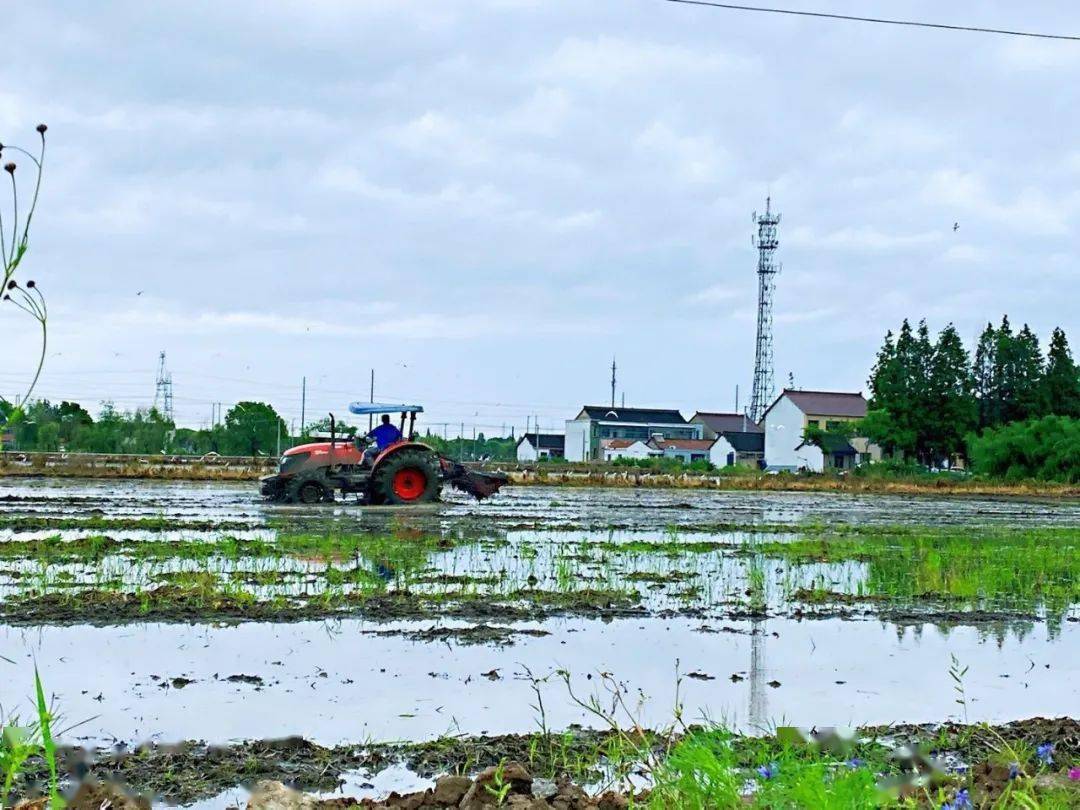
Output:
(3, 162), (14, 174)
(36, 123), (48, 134)
(26, 280), (36, 288)
(6, 280), (15, 290)
(2, 295), (8, 301)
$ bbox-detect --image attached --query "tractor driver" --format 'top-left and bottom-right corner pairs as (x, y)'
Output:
(363, 414), (402, 466)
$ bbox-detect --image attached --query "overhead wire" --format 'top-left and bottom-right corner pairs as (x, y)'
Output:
(663, 0), (1080, 42)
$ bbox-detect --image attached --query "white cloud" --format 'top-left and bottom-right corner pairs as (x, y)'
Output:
(921, 169), (1073, 236)
(685, 284), (738, 306)
(540, 36), (755, 87)
(787, 225), (940, 251)
(636, 121), (726, 183)
(998, 38), (1080, 71)
(941, 244), (989, 263)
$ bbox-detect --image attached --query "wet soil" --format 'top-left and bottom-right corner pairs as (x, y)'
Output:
(9, 719), (1078, 807)
(0, 587), (644, 626)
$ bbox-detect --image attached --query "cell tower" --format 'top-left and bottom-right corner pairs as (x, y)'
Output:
(154, 350), (174, 421)
(748, 197), (781, 423)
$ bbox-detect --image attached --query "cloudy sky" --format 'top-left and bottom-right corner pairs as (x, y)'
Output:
(2, 1), (1078, 434)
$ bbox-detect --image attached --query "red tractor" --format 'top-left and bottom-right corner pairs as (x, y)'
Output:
(259, 404), (507, 505)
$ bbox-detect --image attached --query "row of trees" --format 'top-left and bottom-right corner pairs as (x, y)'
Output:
(1, 399), (289, 457)
(865, 317), (1080, 466)
(1, 400), (521, 461)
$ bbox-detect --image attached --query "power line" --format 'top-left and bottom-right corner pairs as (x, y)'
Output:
(663, 0), (1080, 42)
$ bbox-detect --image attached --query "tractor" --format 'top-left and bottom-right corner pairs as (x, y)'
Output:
(259, 403), (507, 505)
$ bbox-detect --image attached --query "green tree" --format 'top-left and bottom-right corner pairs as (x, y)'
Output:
(926, 323), (976, 463)
(221, 402), (287, 457)
(972, 322), (999, 428)
(968, 416), (1080, 483)
(866, 319), (938, 461)
(1011, 324), (1045, 422)
(1041, 327), (1080, 418)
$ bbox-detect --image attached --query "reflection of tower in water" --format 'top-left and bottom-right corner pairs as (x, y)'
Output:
(748, 617), (767, 729)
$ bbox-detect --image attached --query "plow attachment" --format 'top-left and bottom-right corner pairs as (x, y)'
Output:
(445, 463), (509, 500)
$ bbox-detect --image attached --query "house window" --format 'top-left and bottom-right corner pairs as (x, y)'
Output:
(825, 420), (846, 432)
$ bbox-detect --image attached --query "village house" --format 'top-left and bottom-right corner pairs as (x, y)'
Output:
(690, 411), (765, 468)
(761, 389), (881, 472)
(564, 406), (702, 462)
(515, 433), (565, 462)
(601, 438), (657, 461)
(648, 437), (715, 464)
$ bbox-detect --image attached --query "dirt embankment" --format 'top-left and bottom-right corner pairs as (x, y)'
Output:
(0, 451), (273, 481)
(506, 467), (1080, 497)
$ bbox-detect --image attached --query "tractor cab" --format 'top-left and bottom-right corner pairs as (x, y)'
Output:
(347, 402), (425, 450)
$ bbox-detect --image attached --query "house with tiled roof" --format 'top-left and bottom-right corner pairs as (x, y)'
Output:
(690, 411), (765, 467)
(601, 438), (657, 461)
(647, 437), (715, 464)
(762, 389), (881, 472)
(516, 433), (565, 462)
(565, 405), (702, 462)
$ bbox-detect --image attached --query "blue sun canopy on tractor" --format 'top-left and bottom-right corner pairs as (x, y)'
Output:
(348, 402), (424, 415)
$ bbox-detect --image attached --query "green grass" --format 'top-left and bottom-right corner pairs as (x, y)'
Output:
(751, 526), (1080, 618)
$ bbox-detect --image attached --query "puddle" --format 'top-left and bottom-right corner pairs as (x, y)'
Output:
(3, 479), (1079, 532)
(2, 616), (1075, 750)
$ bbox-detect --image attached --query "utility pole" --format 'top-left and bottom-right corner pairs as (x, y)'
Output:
(369, 369), (374, 431)
(610, 357), (617, 409)
(276, 420), (281, 457)
(300, 376), (306, 436)
(459, 422), (464, 461)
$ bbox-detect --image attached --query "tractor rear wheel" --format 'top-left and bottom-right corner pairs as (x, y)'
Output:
(369, 448), (441, 505)
(287, 474), (331, 504)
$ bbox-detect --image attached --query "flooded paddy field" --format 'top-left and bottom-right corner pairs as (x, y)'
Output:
(2, 478), (1079, 807)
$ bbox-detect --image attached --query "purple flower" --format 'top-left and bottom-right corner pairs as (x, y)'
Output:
(756, 762), (778, 780)
(1036, 743), (1054, 765)
(1069, 767), (1080, 781)
(1008, 762), (1020, 780)
(846, 757), (864, 768)
(942, 788), (971, 810)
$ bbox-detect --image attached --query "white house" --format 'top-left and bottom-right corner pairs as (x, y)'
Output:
(762, 389), (879, 472)
(565, 406), (702, 462)
(690, 412), (765, 467)
(602, 438), (657, 461)
(649, 438), (715, 464)
(516, 433), (565, 462)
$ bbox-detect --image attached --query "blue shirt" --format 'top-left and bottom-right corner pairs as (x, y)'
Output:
(368, 422), (402, 449)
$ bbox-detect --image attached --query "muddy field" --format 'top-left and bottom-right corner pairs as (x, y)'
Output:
(2, 479), (1078, 807)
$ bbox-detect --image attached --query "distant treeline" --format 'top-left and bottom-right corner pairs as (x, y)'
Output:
(0, 398), (520, 461)
(863, 317), (1080, 480)
(0, 399), (291, 457)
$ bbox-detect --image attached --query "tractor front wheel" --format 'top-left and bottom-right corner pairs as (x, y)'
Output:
(287, 474), (332, 504)
(370, 448), (441, 505)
